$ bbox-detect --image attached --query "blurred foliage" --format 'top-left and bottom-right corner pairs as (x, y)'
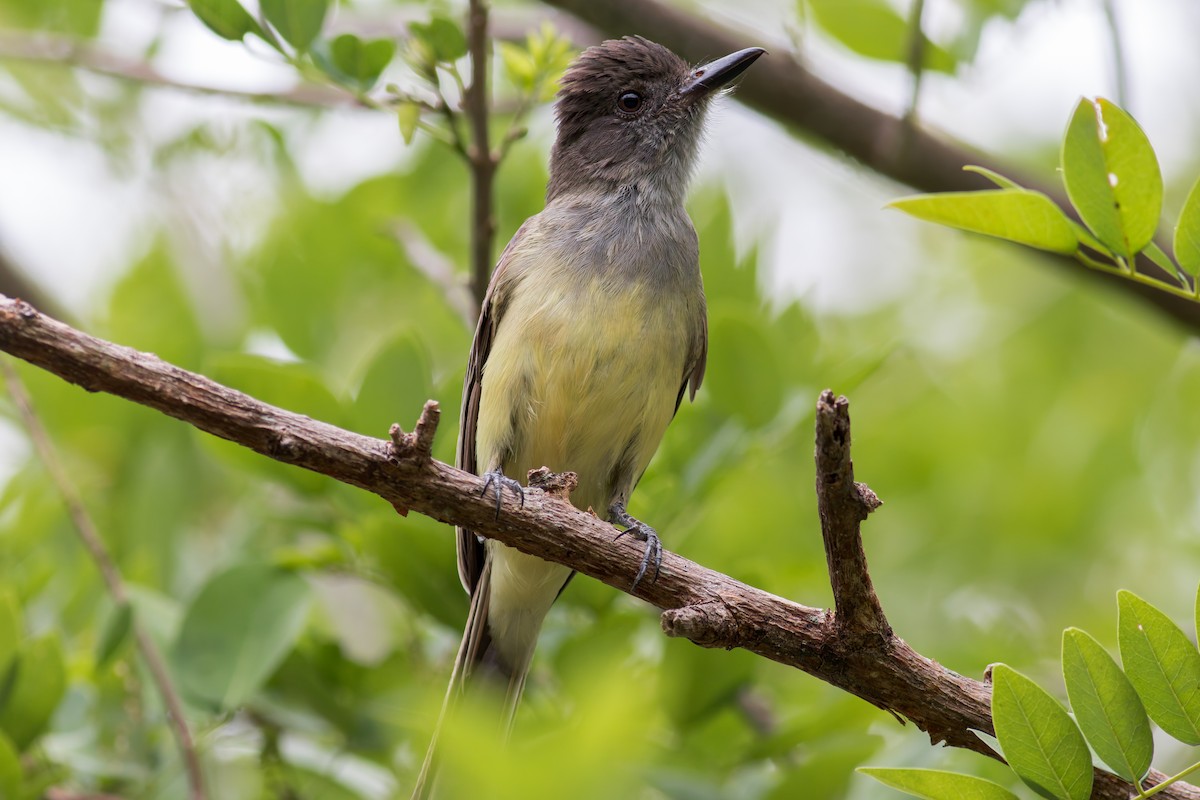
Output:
(0, 0), (1198, 799)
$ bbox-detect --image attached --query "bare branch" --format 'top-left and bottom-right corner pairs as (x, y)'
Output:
(814, 390), (886, 636)
(1, 294), (1196, 799)
(540, 0), (1200, 334)
(0, 360), (206, 800)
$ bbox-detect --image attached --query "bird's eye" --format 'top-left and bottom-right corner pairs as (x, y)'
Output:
(617, 91), (643, 114)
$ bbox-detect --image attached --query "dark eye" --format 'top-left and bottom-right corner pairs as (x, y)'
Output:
(617, 91), (642, 113)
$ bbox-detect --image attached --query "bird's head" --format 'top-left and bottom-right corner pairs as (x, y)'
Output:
(547, 36), (764, 203)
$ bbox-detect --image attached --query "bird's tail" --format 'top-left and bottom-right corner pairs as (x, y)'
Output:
(410, 561), (532, 800)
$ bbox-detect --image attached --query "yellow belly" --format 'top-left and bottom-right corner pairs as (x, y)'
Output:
(476, 275), (689, 514)
(474, 271), (694, 671)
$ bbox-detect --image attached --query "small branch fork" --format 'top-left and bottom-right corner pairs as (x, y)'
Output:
(0, 295), (1195, 800)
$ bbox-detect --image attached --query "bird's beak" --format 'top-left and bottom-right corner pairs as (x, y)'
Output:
(679, 46), (766, 96)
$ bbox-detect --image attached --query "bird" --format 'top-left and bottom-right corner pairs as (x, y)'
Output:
(412, 35), (764, 798)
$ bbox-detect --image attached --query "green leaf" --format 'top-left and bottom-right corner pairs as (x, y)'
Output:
(807, 0), (957, 72)
(963, 165), (1022, 190)
(1061, 97), (1163, 258)
(0, 731), (20, 800)
(171, 564), (313, 710)
(500, 41), (537, 93)
(1142, 241), (1188, 287)
(1068, 220), (1114, 257)
(858, 767), (1020, 799)
(320, 34), (397, 91)
(397, 102), (421, 145)
(859, 767), (1017, 800)
(0, 593), (19, 673)
(991, 664), (1093, 800)
(186, 0), (264, 41)
(1061, 628), (1152, 782)
(1174, 175), (1200, 276)
(408, 14), (467, 63)
(889, 189), (1079, 254)
(261, 0), (328, 52)
(95, 602), (133, 669)
(0, 636), (67, 750)
(1117, 589), (1200, 744)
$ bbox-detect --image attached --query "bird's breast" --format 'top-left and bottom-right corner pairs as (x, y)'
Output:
(476, 265), (700, 514)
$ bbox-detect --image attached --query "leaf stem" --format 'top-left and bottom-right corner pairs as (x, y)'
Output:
(1141, 760), (1200, 798)
(1075, 251), (1200, 301)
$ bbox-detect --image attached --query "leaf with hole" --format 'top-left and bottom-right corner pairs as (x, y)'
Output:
(1061, 97), (1162, 258)
(992, 664), (1092, 800)
(1061, 628), (1152, 783)
(1118, 590), (1200, 744)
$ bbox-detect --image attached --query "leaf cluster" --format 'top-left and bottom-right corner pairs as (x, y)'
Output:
(862, 587), (1200, 799)
(892, 98), (1200, 302)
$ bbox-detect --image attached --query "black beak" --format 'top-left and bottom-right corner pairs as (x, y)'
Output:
(679, 46), (766, 96)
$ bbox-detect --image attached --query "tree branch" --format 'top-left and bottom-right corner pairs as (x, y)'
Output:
(0, 294), (1194, 800)
(539, 0), (1200, 333)
(814, 391), (886, 636)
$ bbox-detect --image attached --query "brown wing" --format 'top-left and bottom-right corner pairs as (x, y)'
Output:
(674, 295), (708, 415)
(455, 223), (531, 594)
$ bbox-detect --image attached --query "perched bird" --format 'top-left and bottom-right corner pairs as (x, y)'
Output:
(413, 35), (764, 798)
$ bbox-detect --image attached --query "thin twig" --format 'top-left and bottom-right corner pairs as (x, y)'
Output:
(1, 296), (1196, 800)
(0, 360), (206, 800)
(902, 0), (927, 127)
(463, 0), (497, 315)
(0, 32), (354, 109)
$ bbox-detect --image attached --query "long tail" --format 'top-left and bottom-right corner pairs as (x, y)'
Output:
(411, 561), (533, 800)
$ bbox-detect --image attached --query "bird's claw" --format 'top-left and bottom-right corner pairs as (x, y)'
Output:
(614, 521), (662, 590)
(480, 470), (524, 520)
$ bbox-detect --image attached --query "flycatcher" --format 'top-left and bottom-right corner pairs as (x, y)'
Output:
(413, 36), (764, 798)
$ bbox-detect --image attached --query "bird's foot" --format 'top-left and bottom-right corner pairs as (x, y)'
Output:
(480, 470), (524, 519)
(609, 504), (662, 590)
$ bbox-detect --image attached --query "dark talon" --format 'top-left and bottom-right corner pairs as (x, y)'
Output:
(608, 502), (662, 591)
(480, 470), (524, 520)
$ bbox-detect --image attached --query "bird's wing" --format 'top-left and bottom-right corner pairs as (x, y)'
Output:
(456, 223), (531, 594)
(675, 295), (708, 414)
